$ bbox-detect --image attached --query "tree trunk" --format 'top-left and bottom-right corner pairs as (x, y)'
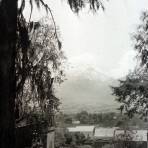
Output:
(0, 0), (17, 148)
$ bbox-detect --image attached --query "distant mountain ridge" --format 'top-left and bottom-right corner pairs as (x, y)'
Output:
(56, 66), (119, 114)
(60, 103), (119, 114)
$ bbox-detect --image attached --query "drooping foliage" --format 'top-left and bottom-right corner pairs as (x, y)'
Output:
(15, 0), (66, 126)
(15, 17), (66, 126)
(15, 0), (106, 124)
(18, 0), (105, 16)
(112, 11), (148, 119)
(67, 0), (105, 13)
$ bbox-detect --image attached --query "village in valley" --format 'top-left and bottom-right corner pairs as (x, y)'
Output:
(54, 111), (148, 148)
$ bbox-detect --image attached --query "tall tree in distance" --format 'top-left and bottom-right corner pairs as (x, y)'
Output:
(112, 11), (148, 119)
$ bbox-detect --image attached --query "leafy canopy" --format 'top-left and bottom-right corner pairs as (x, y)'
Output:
(112, 11), (148, 119)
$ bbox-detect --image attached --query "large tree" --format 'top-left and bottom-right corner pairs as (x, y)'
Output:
(0, 0), (105, 147)
(15, 18), (65, 125)
(112, 11), (148, 119)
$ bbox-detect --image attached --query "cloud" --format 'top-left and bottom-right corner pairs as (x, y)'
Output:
(65, 49), (137, 79)
(109, 49), (137, 79)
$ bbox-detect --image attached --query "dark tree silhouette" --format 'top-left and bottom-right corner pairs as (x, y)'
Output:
(0, 0), (17, 148)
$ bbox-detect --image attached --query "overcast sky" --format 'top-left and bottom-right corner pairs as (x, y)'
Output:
(24, 0), (148, 79)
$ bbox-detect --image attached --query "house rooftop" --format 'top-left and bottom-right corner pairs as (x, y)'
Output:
(94, 127), (118, 138)
(94, 127), (148, 142)
(68, 126), (95, 132)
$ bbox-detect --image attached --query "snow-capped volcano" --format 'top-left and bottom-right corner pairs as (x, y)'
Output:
(56, 64), (119, 114)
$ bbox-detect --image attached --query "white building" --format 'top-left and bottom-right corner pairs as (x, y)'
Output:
(94, 127), (148, 142)
(72, 120), (80, 125)
(94, 127), (118, 140)
(67, 126), (95, 138)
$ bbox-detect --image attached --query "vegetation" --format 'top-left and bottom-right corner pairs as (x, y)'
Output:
(15, 16), (65, 148)
(55, 111), (147, 128)
(15, 17), (65, 125)
(55, 128), (92, 148)
(112, 11), (148, 119)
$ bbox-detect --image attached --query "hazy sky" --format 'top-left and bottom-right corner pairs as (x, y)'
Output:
(24, 0), (148, 79)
